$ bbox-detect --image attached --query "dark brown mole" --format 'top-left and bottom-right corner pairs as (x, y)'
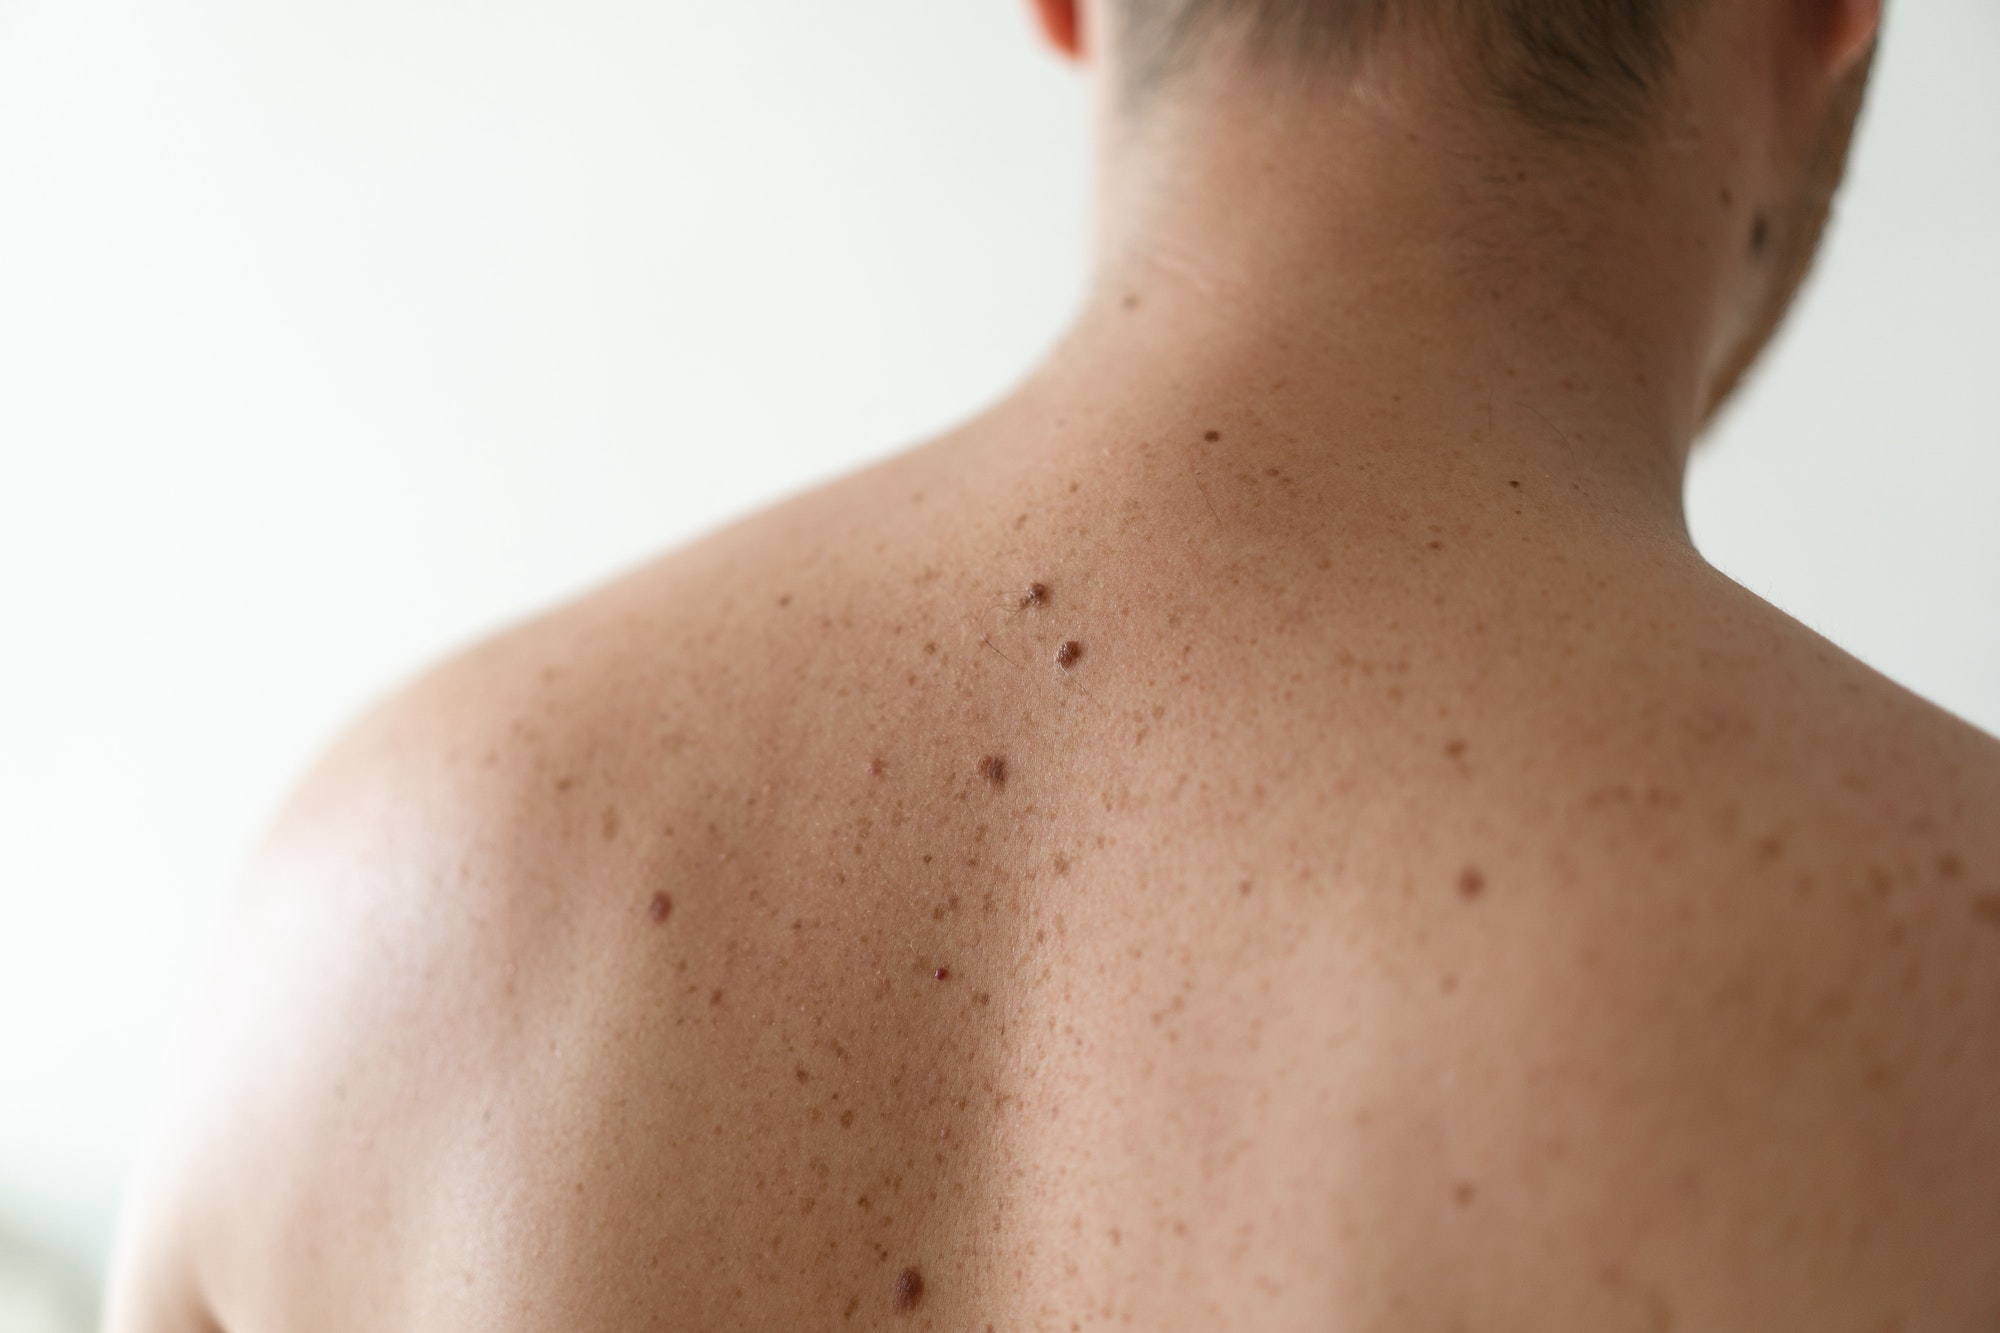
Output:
(1204, 430), (1221, 442)
(978, 755), (1007, 788)
(933, 967), (950, 982)
(1751, 213), (1771, 256)
(1056, 640), (1083, 670)
(1021, 582), (1050, 610)
(893, 1266), (925, 1313)
(1458, 867), (1486, 900)
(647, 892), (673, 924)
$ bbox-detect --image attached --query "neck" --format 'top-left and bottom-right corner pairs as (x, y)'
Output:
(1024, 63), (1759, 546)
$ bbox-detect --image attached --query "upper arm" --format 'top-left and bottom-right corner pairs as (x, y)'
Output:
(100, 633), (547, 1333)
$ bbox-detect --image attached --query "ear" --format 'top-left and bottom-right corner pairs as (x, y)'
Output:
(1028, 0), (1084, 61)
(1815, 0), (1881, 77)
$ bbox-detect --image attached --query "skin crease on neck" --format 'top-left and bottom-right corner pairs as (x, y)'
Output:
(102, 1), (2000, 1331)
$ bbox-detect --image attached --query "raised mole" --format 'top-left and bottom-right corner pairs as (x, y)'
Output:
(1021, 582), (1050, 610)
(894, 1266), (925, 1313)
(647, 892), (673, 923)
(934, 967), (951, 982)
(1056, 641), (1083, 670)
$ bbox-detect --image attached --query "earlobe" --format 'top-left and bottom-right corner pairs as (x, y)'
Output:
(1818, 0), (1882, 77)
(1028, 0), (1084, 61)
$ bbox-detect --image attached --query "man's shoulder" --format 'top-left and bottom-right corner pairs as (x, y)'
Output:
(1529, 552), (2000, 931)
(105, 528), (802, 1328)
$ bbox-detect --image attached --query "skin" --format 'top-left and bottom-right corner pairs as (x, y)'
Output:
(107, 1), (2000, 1329)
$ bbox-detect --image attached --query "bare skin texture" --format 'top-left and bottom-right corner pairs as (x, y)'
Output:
(107, 0), (2000, 1329)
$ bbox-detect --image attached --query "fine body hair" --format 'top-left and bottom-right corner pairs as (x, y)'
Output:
(1115, 0), (1694, 137)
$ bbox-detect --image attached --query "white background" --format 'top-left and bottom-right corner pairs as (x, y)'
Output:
(0, 0), (1994, 1318)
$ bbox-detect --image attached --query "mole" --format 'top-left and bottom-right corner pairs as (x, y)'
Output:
(1204, 430), (1221, 442)
(1021, 582), (1050, 610)
(869, 757), (887, 778)
(647, 892), (673, 924)
(894, 1266), (926, 1313)
(933, 967), (951, 982)
(1056, 640), (1083, 670)
(1458, 868), (1486, 901)
(978, 755), (1007, 788)
(1750, 213), (1771, 257)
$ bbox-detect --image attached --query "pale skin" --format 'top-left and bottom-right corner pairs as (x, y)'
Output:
(107, 0), (2000, 1328)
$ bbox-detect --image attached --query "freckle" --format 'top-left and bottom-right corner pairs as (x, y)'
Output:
(796, 1066), (811, 1084)
(1122, 293), (1140, 311)
(778, 593), (793, 608)
(934, 967), (950, 982)
(1204, 430), (1221, 442)
(973, 991), (991, 1006)
(978, 755), (1007, 787)
(1458, 868), (1486, 900)
(1508, 479), (1521, 489)
(1053, 854), (1069, 875)
(1971, 895), (2000, 928)
(923, 641), (937, 655)
(554, 775), (575, 793)
(710, 989), (723, 1005)
(1238, 880), (1253, 897)
(1751, 213), (1770, 256)
(1454, 1182), (1478, 1207)
(603, 806), (622, 840)
(893, 1266), (925, 1312)
(647, 892), (673, 923)
(1427, 540), (1443, 551)
(844, 1295), (861, 1319)
(869, 757), (887, 778)
(1937, 854), (1963, 880)
(1056, 641), (1083, 670)
(841, 1109), (856, 1128)
(1444, 739), (1467, 759)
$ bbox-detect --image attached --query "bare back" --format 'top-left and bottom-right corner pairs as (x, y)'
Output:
(108, 383), (2000, 1331)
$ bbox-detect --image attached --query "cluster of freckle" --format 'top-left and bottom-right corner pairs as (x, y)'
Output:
(639, 580), (1067, 943)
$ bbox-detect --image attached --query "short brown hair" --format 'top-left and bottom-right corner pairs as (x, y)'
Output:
(1114, 0), (1694, 138)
